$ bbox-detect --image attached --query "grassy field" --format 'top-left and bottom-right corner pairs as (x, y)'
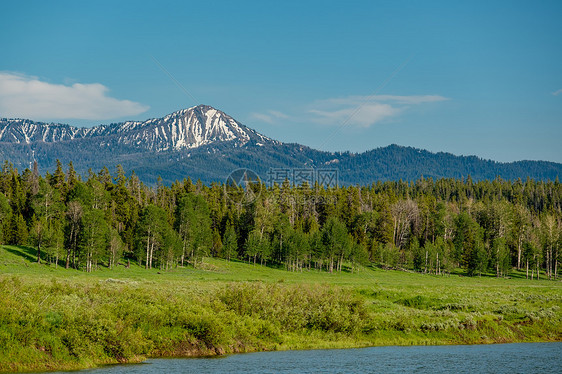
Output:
(0, 245), (561, 372)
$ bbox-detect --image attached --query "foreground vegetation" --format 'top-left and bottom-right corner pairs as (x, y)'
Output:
(1, 245), (561, 372)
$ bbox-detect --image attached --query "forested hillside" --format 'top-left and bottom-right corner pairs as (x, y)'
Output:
(0, 160), (560, 279)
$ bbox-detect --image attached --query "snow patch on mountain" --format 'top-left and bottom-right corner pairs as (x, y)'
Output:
(0, 105), (278, 152)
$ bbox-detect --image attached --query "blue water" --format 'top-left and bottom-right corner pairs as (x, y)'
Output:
(58, 343), (562, 374)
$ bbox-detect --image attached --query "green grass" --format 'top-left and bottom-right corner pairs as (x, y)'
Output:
(0, 245), (561, 372)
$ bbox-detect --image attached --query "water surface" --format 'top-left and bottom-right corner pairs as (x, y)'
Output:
(57, 343), (562, 374)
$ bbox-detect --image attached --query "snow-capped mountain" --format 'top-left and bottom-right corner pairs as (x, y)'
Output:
(0, 105), (275, 151)
(1, 105), (561, 185)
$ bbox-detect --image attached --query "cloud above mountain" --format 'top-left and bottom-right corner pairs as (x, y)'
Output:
(250, 110), (290, 124)
(308, 95), (449, 127)
(250, 94), (449, 128)
(0, 72), (149, 120)
(309, 102), (399, 128)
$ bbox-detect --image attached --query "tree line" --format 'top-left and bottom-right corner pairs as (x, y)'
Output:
(0, 160), (560, 279)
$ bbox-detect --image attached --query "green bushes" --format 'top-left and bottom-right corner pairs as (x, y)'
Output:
(397, 295), (437, 309)
(0, 278), (372, 371)
(219, 283), (368, 334)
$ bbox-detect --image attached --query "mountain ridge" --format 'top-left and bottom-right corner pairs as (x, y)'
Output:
(0, 105), (276, 151)
(1, 105), (561, 185)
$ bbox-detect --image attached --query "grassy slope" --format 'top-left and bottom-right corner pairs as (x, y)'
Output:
(0, 245), (561, 372)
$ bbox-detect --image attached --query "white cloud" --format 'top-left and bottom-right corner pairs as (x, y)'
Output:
(250, 109), (290, 124)
(308, 94), (449, 127)
(553, 89), (562, 96)
(321, 95), (448, 106)
(268, 110), (289, 119)
(310, 103), (400, 128)
(0, 72), (149, 120)
(250, 112), (275, 124)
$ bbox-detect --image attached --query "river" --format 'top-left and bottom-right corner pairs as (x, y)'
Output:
(49, 342), (561, 374)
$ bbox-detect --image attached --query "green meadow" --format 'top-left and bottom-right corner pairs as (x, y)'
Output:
(1, 245), (561, 372)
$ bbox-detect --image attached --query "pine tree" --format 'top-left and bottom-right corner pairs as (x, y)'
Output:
(80, 209), (108, 272)
(29, 214), (49, 263)
(12, 213), (28, 245)
(222, 222), (238, 261)
(0, 193), (11, 244)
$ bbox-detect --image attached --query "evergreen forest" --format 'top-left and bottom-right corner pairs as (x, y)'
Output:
(1, 160), (560, 280)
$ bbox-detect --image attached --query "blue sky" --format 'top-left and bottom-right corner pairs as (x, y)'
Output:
(1, 0), (561, 162)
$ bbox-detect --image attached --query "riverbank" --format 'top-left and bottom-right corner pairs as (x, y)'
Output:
(1, 246), (561, 372)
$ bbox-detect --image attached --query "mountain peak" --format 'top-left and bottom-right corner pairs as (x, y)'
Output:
(153, 104), (256, 150)
(170, 104), (217, 115)
(193, 104), (218, 111)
